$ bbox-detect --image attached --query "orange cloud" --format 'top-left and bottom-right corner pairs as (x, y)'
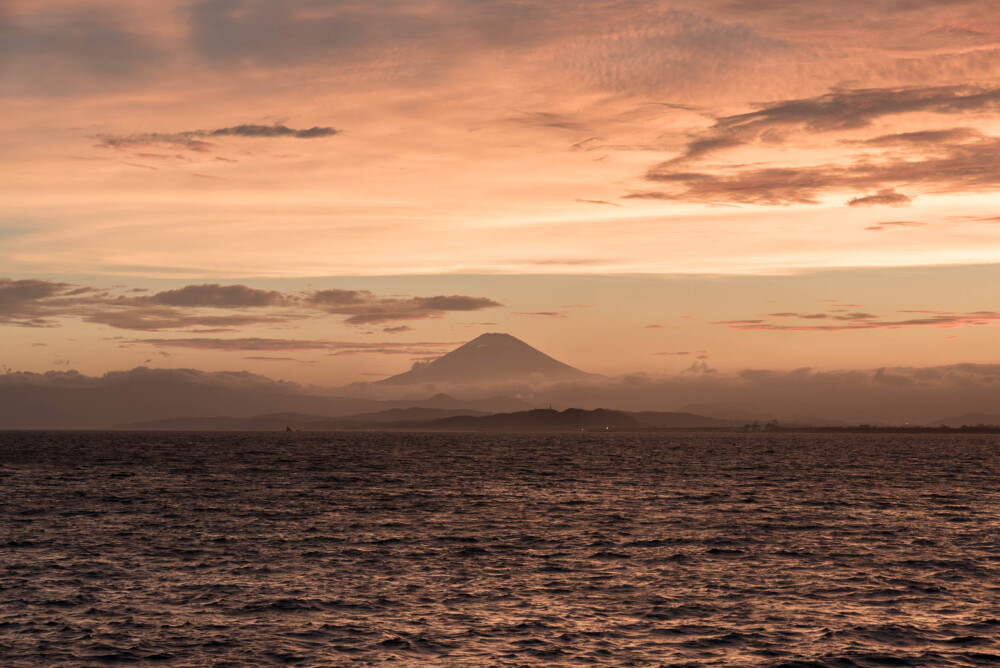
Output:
(134, 338), (461, 356)
(715, 310), (1000, 331)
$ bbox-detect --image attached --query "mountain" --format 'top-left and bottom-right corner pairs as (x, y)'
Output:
(929, 413), (1000, 428)
(378, 333), (592, 385)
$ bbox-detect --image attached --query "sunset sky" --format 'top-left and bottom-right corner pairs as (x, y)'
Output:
(4, 0), (1000, 386)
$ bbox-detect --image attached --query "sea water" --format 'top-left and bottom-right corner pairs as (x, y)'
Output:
(2, 431), (999, 666)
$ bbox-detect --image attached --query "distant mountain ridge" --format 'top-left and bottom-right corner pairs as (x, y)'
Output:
(627, 411), (733, 429)
(0, 366), (534, 429)
(378, 332), (592, 385)
(21, 334), (994, 429)
(391, 393), (531, 413)
(426, 408), (733, 431)
(118, 407), (733, 431)
(929, 413), (1000, 428)
(428, 408), (640, 430)
(119, 407), (496, 431)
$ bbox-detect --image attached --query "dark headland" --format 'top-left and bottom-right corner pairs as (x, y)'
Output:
(118, 407), (1000, 433)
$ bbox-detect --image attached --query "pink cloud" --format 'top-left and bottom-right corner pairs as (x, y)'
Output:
(512, 311), (569, 318)
(715, 310), (1000, 331)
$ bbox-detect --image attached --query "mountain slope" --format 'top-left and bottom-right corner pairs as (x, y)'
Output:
(378, 333), (592, 385)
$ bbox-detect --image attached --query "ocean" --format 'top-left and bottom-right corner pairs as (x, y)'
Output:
(2, 431), (999, 666)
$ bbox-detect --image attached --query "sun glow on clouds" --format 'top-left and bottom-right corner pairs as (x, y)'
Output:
(3, 1), (1000, 277)
(5, 1), (1000, 379)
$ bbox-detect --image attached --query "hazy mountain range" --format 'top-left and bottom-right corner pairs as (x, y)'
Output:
(2, 333), (999, 428)
(930, 413), (1000, 428)
(119, 407), (734, 431)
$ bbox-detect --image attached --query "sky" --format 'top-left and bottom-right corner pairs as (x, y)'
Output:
(4, 0), (1000, 393)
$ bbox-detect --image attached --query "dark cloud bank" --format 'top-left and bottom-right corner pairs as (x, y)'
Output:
(530, 363), (1000, 425)
(4, 362), (1000, 428)
(338, 358), (1000, 425)
(0, 278), (501, 331)
(0, 367), (378, 429)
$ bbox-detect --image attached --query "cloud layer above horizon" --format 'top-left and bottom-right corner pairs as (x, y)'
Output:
(4, 1), (1000, 392)
(6, 359), (1000, 425)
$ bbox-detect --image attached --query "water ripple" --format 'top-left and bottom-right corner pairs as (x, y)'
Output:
(1, 431), (999, 666)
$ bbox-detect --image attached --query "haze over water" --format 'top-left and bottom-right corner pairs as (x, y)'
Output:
(3, 431), (999, 666)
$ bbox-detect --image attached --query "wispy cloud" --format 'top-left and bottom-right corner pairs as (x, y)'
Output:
(307, 290), (502, 325)
(574, 198), (621, 207)
(511, 311), (569, 318)
(639, 85), (1000, 205)
(643, 135), (1000, 204)
(847, 190), (912, 207)
(683, 86), (1000, 160)
(242, 356), (300, 361)
(96, 123), (339, 151)
(655, 350), (708, 358)
(715, 309), (1000, 331)
(860, 128), (984, 146)
(865, 220), (926, 231)
(130, 338), (332, 351)
(136, 338), (460, 356)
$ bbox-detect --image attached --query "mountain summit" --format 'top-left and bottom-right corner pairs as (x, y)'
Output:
(378, 333), (592, 385)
